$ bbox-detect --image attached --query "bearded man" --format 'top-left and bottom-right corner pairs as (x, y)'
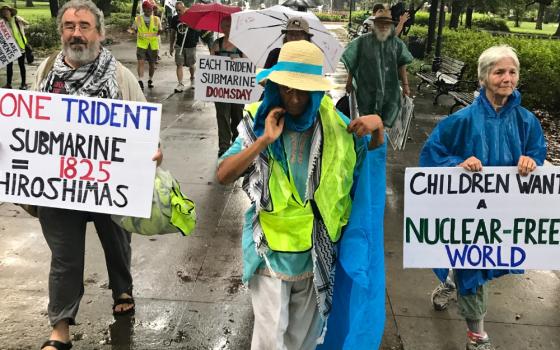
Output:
(31, 1), (162, 349)
(342, 9), (413, 128)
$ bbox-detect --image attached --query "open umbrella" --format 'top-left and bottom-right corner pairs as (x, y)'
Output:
(179, 3), (241, 33)
(281, 0), (319, 11)
(229, 5), (343, 73)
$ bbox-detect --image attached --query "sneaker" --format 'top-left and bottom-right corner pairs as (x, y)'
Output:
(2, 84), (12, 89)
(174, 83), (184, 93)
(148, 80), (154, 89)
(431, 280), (456, 311)
(138, 80), (144, 91)
(19, 84), (28, 90)
(466, 331), (495, 350)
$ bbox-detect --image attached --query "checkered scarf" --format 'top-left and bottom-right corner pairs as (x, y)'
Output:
(39, 47), (120, 99)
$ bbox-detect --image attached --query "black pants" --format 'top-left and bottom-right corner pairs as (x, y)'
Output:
(6, 55), (26, 86)
(38, 207), (133, 326)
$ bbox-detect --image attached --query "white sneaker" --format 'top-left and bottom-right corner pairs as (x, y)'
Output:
(174, 83), (185, 93)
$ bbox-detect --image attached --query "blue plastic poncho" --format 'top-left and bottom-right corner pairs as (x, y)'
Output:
(318, 139), (387, 350)
(419, 88), (547, 295)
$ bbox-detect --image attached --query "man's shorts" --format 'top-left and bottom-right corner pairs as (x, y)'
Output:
(174, 46), (196, 67)
(137, 47), (158, 63)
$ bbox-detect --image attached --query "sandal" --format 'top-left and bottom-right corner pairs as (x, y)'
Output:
(112, 296), (135, 317)
(41, 340), (73, 350)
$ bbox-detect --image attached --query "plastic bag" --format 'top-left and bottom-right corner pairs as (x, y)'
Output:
(112, 168), (196, 236)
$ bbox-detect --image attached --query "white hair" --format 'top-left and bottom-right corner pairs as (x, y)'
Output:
(477, 45), (520, 85)
(57, 0), (105, 37)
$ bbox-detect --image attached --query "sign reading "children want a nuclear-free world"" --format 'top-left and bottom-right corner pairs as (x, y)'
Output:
(404, 167), (560, 270)
(194, 55), (263, 104)
(0, 89), (161, 218)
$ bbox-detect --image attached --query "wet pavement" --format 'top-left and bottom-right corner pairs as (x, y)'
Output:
(1, 24), (560, 350)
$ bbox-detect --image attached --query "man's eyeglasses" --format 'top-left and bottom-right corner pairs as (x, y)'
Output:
(62, 23), (94, 33)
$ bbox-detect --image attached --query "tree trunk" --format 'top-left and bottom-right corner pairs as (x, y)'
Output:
(95, 0), (111, 17)
(49, 0), (58, 18)
(449, 0), (464, 29)
(465, 6), (473, 28)
(426, 0), (439, 55)
(25, 0), (34, 7)
(536, 3), (545, 30)
(554, 13), (560, 36)
(132, 0), (139, 19)
(514, 9), (521, 27)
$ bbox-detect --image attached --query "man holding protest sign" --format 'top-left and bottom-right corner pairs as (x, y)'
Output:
(342, 9), (413, 128)
(30, 2), (162, 349)
(419, 45), (546, 350)
(210, 16), (245, 157)
(0, 4), (28, 89)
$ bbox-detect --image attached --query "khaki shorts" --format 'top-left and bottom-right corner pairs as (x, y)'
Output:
(175, 46), (196, 67)
(136, 47), (158, 63)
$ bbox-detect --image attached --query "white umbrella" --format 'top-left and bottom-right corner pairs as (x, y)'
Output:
(229, 5), (343, 73)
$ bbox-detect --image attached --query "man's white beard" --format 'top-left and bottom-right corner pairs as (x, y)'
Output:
(373, 26), (391, 42)
(63, 39), (101, 66)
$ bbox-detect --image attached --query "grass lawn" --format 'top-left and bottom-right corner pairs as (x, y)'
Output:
(0, 0), (51, 20)
(506, 20), (558, 35)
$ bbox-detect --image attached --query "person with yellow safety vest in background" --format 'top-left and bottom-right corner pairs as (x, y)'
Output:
(131, 0), (163, 91)
(1, 5), (29, 90)
(217, 41), (386, 349)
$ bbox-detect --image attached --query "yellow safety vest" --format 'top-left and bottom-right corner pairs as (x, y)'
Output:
(8, 18), (26, 50)
(136, 15), (160, 50)
(246, 96), (357, 252)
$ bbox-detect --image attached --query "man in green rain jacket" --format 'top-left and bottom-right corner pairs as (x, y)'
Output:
(342, 9), (413, 128)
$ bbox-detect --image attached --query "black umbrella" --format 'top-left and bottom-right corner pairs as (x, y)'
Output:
(281, 0), (320, 11)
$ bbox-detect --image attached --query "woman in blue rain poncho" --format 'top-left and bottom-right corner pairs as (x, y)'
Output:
(419, 45), (547, 350)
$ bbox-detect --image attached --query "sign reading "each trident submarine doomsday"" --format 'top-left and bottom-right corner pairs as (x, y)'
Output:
(195, 54), (263, 104)
(0, 89), (162, 218)
(404, 167), (560, 270)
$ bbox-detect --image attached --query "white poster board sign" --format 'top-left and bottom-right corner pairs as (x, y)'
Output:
(0, 89), (162, 218)
(194, 54), (263, 104)
(387, 95), (414, 151)
(0, 20), (22, 69)
(404, 166), (560, 270)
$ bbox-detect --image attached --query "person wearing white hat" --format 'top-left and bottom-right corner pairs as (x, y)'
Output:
(216, 40), (385, 349)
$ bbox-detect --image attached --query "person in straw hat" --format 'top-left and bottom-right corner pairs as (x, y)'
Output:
(1, 4), (29, 89)
(343, 8), (413, 128)
(217, 40), (385, 349)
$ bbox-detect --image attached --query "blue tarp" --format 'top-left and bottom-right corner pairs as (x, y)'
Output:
(318, 140), (387, 350)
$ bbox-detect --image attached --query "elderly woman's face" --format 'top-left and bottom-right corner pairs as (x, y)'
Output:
(279, 85), (310, 117)
(485, 57), (519, 98)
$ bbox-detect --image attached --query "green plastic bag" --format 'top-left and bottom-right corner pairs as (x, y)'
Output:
(112, 168), (196, 236)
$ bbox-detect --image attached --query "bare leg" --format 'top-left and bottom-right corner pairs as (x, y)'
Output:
(43, 319), (70, 350)
(176, 64), (184, 83)
(137, 60), (145, 79)
(148, 62), (156, 80)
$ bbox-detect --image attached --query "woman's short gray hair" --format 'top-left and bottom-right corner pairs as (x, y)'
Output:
(477, 45), (520, 85)
(57, 0), (105, 37)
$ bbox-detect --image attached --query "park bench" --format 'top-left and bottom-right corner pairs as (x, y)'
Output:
(416, 56), (467, 105)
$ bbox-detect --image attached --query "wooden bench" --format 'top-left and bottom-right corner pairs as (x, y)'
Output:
(416, 56), (467, 105)
(448, 90), (476, 114)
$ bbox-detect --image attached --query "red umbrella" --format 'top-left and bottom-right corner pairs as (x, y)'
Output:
(179, 3), (241, 33)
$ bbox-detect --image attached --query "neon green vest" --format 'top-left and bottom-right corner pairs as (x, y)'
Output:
(136, 15), (159, 50)
(247, 96), (356, 252)
(9, 18), (26, 49)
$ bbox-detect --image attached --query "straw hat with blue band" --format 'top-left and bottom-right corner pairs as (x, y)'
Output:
(256, 40), (333, 92)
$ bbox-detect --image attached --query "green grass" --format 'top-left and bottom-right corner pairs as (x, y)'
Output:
(506, 20), (558, 35)
(0, 0), (51, 21)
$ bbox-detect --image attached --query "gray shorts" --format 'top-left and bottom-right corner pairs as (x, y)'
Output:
(175, 46), (196, 67)
(136, 47), (158, 63)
